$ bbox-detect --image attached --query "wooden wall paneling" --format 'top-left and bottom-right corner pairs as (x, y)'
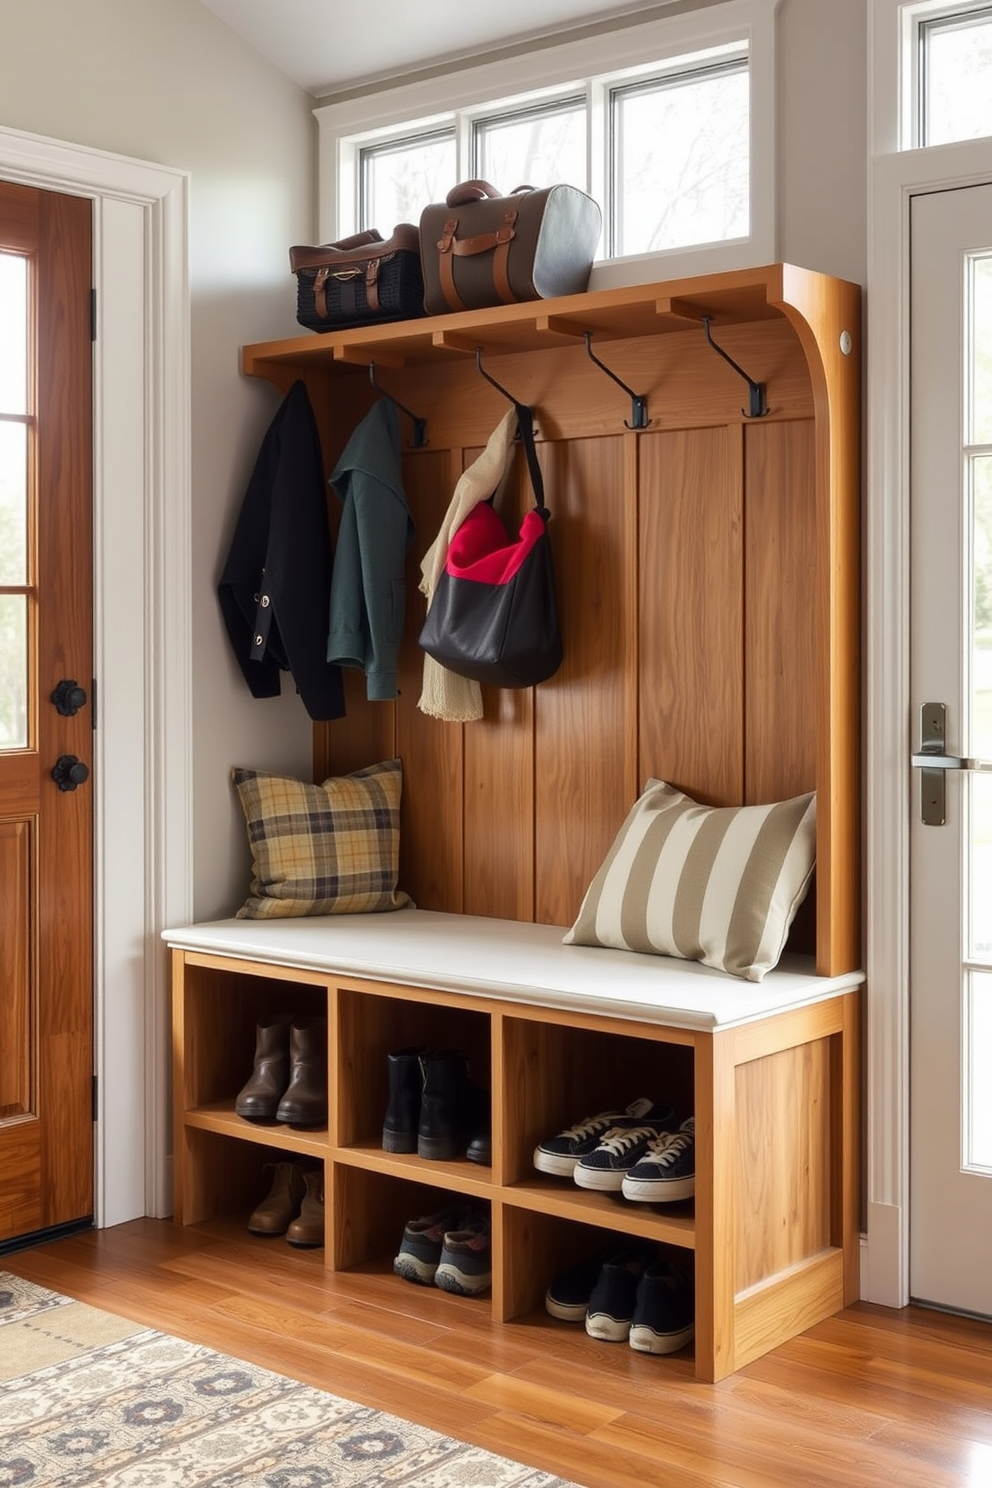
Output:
(744, 419), (819, 806)
(462, 682), (535, 921)
(638, 424), (744, 806)
(461, 444), (536, 922)
(533, 434), (637, 927)
(396, 447), (466, 911)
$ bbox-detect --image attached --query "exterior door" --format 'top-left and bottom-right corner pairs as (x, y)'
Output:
(910, 181), (992, 1312)
(0, 180), (94, 1244)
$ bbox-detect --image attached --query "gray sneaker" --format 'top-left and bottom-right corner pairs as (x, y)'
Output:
(621, 1117), (696, 1203)
(393, 1206), (467, 1285)
(434, 1215), (492, 1296)
(534, 1098), (671, 1178)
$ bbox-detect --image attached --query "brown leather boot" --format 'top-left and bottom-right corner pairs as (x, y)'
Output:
(247, 1160), (307, 1236)
(276, 1016), (328, 1126)
(235, 1013), (292, 1122)
(286, 1168), (324, 1248)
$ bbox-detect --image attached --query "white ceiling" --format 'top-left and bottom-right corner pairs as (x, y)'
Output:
(198, 0), (663, 94)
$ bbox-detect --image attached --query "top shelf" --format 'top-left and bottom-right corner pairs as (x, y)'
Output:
(242, 262), (856, 379)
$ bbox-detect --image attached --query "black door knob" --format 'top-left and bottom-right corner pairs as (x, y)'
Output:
(51, 679), (88, 716)
(52, 754), (90, 791)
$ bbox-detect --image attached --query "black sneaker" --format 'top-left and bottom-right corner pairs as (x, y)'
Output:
(393, 1206), (467, 1285)
(434, 1215), (491, 1296)
(533, 1098), (668, 1178)
(545, 1254), (607, 1322)
(584, 1247), (654, 1342)
(573, 1107), (677, 1191)
(629, 1257), (695, 1355)
(621, 1117), (696, 1203)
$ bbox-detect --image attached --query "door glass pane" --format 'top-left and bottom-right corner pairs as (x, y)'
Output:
(474, 99), (587, 198)
(968, 971), (992, 1165)
(973, 776), (992, 958)
(611, 59), (749, 258)
(0, 594), (27, 749)
(922, 10), (992, 148)
(0, 421), (28, 585)
(361, 130), (456, 230)
(973, 256), (992, 444)
(0, 252), (28, 415)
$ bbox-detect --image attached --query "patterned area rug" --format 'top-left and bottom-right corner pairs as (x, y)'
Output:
(0, 1272), (577, 1488)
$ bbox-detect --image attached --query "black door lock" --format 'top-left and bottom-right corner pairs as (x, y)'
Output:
(51, 679), (88, 717)
(52, 754), (90, 791)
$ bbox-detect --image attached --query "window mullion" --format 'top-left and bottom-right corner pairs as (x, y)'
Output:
(455, 110), (474, 185)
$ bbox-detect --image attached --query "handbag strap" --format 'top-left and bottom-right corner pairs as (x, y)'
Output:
(514, 404), (549, 519)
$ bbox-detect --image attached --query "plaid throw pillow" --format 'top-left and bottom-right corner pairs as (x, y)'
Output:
(231, 758), (411, 919)
(563, 780), (816, 982)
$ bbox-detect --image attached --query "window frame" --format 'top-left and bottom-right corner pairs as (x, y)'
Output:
(314, 0), (779, 290)
(875, 0), (992, 152)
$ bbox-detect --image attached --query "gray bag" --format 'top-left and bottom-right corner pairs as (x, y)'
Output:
(419, 180), (602, 315)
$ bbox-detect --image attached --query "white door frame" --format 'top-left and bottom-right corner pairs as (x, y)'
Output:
(0, 124), (191, 1227)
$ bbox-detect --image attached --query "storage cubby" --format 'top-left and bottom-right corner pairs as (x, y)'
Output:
(499, 1012), (694, 1186)
(334, 982), (490, 1151)
(498, 1204), (691, 1329)
(330, 1165), (488, 1278)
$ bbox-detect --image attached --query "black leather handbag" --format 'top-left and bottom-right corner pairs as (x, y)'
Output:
(418, 405), (563, 688)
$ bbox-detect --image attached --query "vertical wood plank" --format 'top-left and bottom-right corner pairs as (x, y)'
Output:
(694, 1031), (737, 1383)
(463, 448), (535, 921)
(733, 1041), (832, 1292)
(638, 425), (744, 807)
(395, 448), (465, 910)
(534, 434), (634, 927)
(744, 418), (818, 805)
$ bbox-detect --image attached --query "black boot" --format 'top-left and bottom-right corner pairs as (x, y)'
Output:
(235, 1013), (293, 1122)
(276, 1016), (328, 1126)
(382, 1047), (426, 1153)
(418, 1049), (470, 1160)
(465, 1083), (492, 1166)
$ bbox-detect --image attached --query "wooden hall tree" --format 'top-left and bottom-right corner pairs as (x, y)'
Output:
(171, 262), (862, 1385)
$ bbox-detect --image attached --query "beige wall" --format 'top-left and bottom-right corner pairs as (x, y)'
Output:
(0, 0), (316, 920)
(778, 0), (867, 286)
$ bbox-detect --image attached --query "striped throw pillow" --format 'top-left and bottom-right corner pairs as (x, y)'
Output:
(563, 780), (816, 982)
(232, 758), (411, 919)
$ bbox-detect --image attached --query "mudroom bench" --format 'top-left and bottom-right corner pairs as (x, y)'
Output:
(167, 907), (862, 1383)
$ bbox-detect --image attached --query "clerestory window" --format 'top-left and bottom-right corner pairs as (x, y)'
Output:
(314, 0), (778, 288)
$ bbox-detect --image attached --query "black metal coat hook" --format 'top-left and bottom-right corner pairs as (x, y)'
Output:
(475, 346), (523, 406)
(583, 332), (649, 430)
(369, 362), (428, 448)
(701, 316), (768, 418)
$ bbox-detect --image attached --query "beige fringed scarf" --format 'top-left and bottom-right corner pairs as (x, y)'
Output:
(418, 407), (518, 722)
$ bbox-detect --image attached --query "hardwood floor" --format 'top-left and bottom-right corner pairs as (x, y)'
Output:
(5, 1218), (992, 1487)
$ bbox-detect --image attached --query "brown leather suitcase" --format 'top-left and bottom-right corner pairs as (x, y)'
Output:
(419, 180), (602, 315)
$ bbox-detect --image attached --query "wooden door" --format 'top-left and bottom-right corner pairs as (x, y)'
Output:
(0, 180), (94, 1244)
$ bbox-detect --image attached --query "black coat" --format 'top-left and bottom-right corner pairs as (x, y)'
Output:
(218, 379), (345, 721)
